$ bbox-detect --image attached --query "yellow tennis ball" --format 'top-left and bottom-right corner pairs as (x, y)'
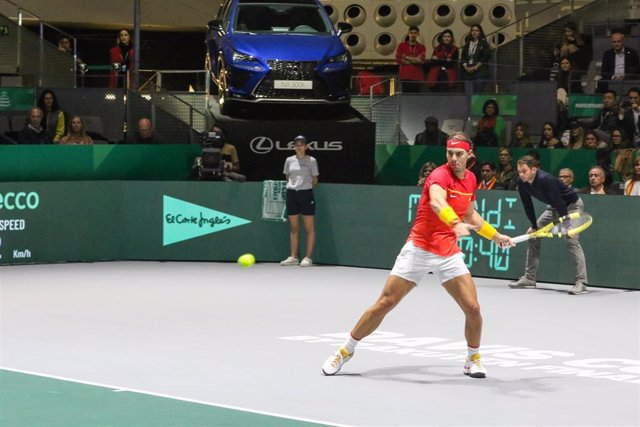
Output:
(237, 253), (255, 268)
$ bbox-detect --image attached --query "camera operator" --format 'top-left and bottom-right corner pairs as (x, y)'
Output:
(196, 125), (246, 182)
(216, 125), (246, 182)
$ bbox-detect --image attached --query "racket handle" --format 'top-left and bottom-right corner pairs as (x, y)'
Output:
(512, 234), (531, 244)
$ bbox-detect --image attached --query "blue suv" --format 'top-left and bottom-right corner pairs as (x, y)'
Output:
(206, 0), (352, 114)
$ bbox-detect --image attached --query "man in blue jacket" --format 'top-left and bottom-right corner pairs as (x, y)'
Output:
(509, 155), (589, 295)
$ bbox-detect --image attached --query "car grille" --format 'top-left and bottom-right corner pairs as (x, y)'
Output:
(254, 60), (330, 99)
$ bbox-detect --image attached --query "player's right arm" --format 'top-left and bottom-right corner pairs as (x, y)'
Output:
(429, 184), (475, 237)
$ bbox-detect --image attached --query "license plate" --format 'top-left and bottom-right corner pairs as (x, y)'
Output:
(274, 80), (312, 90)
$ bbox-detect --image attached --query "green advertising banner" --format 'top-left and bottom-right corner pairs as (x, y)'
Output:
(0, 182), (636, 290)
(569, 94), (602, 117)
(0, 87), (34, 111)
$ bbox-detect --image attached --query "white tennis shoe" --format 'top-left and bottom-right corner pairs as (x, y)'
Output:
(463, 353), (487, 378)
(300, 257), (313, 267)
(280, 256), (299, 266)
(322, 347), (353, 375)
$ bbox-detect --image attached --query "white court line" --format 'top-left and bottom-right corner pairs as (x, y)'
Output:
(1, 366), (352, 427)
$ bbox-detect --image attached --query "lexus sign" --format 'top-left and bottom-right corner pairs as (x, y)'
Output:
(250, 136), (343, 154)
(217, 116), (375, 184)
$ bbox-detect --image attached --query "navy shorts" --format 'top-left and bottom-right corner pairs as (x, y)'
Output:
(286, 189), (315, 216)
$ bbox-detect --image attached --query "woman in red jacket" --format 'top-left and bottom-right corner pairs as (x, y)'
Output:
(427, 29), (458, 91)
(109, 29), (134, 89)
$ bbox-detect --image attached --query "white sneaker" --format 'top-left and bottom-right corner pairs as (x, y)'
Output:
(280, 256), (299, 266)
(322, 347), (353, 376)
(508, 276), (536, 289)
(463, 353), (487, 378)
(300, 257), (313, 267)
(568, 281), (588, 295)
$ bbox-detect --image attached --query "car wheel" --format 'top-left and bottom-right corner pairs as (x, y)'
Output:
(217, 57), (234, 116)
(204, 53), (218, 95)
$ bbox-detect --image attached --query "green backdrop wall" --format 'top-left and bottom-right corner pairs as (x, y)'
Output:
(0, 181), (636, 290)
(375, 145), (598, 187)
(1, 145), (598, 188)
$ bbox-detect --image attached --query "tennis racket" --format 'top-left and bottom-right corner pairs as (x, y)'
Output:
(512, 211), (593, 244)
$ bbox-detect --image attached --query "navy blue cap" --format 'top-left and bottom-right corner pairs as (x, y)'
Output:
(293, 135), (307, 143)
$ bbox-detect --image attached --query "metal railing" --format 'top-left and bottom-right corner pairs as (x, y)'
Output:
(0, 0), (78, 87)
(138, 75), (211, 134)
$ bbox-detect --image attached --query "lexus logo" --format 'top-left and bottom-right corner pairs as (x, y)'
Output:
(250, 136), (275, 154)
(249, 136), (343, 154)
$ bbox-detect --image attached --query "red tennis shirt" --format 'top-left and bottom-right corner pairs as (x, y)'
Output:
(408, 164), (477, 256)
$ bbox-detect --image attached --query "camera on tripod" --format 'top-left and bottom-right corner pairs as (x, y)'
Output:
(193, 131), (225, 180)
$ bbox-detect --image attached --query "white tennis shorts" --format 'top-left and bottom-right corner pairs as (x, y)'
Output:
(390, 240), (470, 285)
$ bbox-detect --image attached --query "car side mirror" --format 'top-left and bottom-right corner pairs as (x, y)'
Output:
(207, 20), (223, 32)
(336, 22), (352, 36)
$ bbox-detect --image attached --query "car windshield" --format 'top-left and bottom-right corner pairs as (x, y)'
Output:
(234, 3), (332, 34)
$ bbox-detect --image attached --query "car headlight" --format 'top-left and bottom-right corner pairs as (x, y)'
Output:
(232, 51), (257, 63)
(328, 52), (349, 63)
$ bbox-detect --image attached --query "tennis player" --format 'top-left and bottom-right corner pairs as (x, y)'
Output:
(510, 155), (589, 294)
(322, 133), (514, 378)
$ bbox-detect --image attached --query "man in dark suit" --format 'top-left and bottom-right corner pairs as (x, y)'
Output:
(414, 116), (449, 145)
(598, 31), (640, 92)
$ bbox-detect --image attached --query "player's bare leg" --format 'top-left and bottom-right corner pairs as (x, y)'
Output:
(351, 275), (416, 339)
(322, 275), (415, 375)
(442, 273), (487, 378)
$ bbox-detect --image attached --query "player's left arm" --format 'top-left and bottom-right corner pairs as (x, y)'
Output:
(463, 204), (515, 248)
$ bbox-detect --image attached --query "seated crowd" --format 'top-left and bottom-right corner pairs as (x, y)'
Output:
(414, 86), (640, 196)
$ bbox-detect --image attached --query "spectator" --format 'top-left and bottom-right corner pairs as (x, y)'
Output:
(37, 89), (66, 143)
(57, 35), (71, 53)
(584, 129), (613, 181)
(496, 147), (518, 190)
(57, 35), (84, 65)
(598, 30), (640, 88)
(562, 119), (586, 149)
(610, 127), (634, 150)
(579, 165), (616, 194)
(560, 22), (591, 73)
(60, 115), (94, 145)
(212, 125), (246, 182)
(417, 161), (437, 187)
(612, 128), (635, 182)
(473, 99), (504, 147)
(539, 121), (561, 149)
(414, 116), (448, 145)
(621, 87), (640, 147)
(460, 24), (492, 93)
(558, 167), (575, 189)
(426, 29), (458, 92)
(280, 135), (319, 267)
(589, 90), (632, 143)
(132, 118), (160, 144)
(555, 56), (582, 131)
(512, 121), (532, 147)
(584, 129), (608, 150)
(623, 157), (640, 196)
(555, 56), (583, 95)
(395, 26), (426, 93)
(477, 161), (504, 190)
(18, 107), (51, 144)
(109, 28), (135, 89)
